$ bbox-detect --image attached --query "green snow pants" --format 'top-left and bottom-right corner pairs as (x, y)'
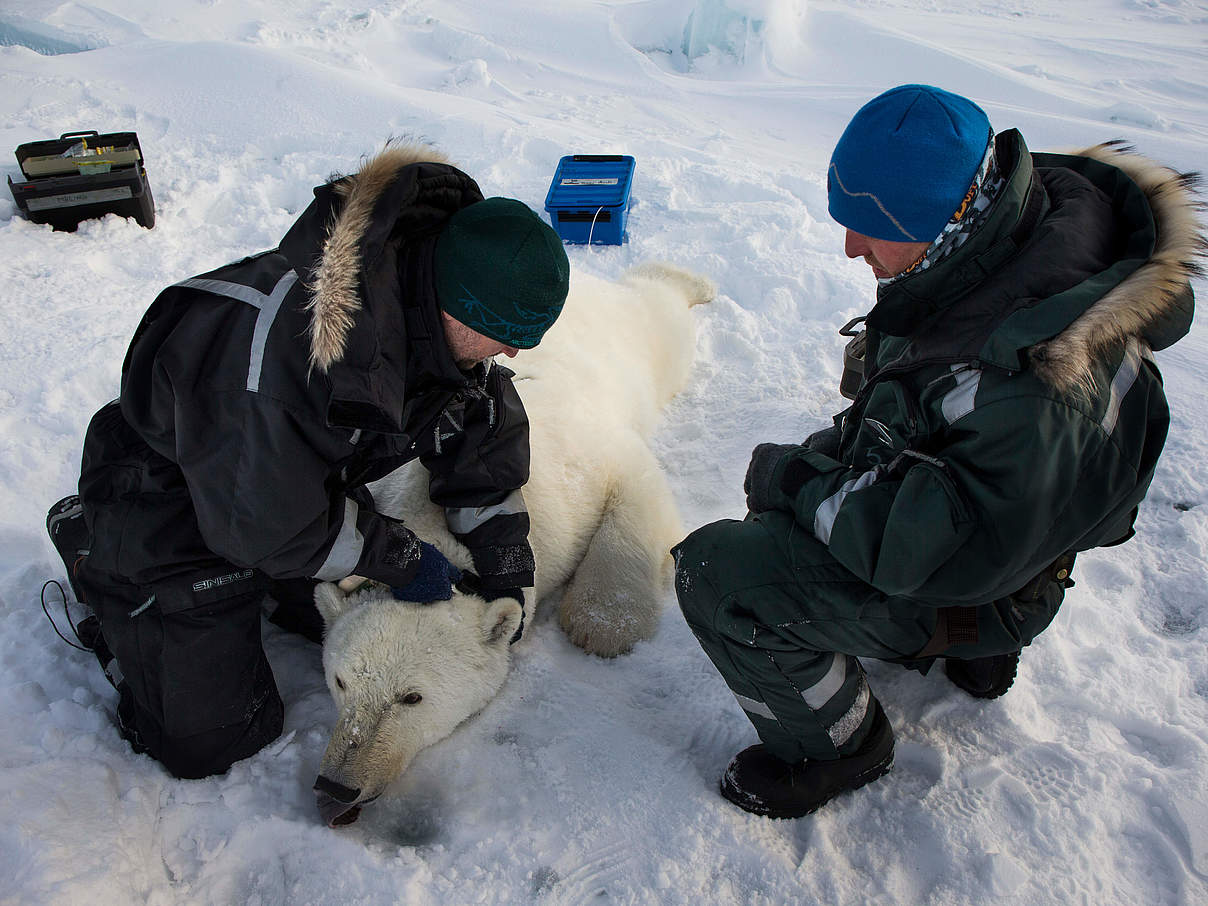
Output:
(672, 511), (1068, 763)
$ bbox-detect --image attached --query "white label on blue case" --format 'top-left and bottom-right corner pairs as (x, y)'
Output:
(560, 178), (619, 186)
(26, 186), (134, 211)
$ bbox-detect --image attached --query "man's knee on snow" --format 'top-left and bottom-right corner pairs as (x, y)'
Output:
(150, 687), (285, 779)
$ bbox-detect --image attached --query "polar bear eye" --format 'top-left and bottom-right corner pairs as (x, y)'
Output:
(400, 692), (422, 705)
(335, 675), (346, 691)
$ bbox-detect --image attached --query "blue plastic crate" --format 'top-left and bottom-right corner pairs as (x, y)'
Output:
(544, 154), (634, 245)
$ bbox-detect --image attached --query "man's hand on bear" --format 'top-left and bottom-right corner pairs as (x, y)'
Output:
(489, 587), (526, 644)
(389, 542), (462, 602)
(454, 571), (527, 644)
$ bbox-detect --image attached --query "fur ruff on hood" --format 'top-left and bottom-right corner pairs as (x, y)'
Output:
(1029, 142), (1205, 394)
(305, 142), (452, 374)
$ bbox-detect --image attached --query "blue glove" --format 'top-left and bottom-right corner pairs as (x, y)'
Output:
(390, 542), (462, 603)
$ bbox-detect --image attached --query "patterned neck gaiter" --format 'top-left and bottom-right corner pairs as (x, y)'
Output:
(879, 132), (1008, 286)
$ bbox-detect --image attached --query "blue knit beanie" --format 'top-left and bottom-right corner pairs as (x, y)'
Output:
(828, 84), (992, 243)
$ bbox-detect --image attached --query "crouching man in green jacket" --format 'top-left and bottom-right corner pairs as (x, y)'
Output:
(673, 84), (1202, 818)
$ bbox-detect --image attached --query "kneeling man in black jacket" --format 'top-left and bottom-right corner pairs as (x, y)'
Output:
(47, 144), (569, 778)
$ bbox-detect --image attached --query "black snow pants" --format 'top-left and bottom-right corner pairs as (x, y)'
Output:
(76, 402), (321, 779)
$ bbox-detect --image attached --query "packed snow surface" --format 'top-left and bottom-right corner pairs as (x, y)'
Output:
(1, 1), (1206, 904)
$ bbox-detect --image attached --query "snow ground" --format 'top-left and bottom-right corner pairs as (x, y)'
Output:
(0, 1), (1206, 903)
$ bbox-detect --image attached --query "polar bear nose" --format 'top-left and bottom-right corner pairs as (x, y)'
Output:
(314, 775), (363, 827)
(315, 774), (361, 802)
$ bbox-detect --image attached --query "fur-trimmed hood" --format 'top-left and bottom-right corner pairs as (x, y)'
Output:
(1028, 142), (1205, 393)
(306, 144), (449, 373)
(285, 143), (482, 375)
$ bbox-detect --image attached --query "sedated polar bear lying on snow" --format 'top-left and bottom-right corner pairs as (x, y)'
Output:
(310, 262), (714, 826)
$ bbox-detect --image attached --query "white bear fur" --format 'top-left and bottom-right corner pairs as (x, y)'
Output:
(311, 263), (714, 822)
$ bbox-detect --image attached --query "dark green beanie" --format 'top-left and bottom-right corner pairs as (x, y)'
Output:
(434, 197), (570, 349)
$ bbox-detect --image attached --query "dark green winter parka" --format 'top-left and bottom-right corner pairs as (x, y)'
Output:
(760, 130), (1201, 607)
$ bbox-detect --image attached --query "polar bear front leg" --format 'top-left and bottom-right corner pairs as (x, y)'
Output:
(559, 441), (683, 657)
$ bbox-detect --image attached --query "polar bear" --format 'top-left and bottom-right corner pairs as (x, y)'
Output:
(310, 262), (714, 826)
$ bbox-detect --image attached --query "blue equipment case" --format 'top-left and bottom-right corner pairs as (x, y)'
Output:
(544, 155), (634, 245)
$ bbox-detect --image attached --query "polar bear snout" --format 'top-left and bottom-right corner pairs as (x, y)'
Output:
(314, 775), (364, 827)
(314, 774), (360, 803)
(315, 588), (518, 826)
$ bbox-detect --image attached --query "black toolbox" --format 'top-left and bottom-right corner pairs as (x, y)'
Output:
(8, 130), (155, 231)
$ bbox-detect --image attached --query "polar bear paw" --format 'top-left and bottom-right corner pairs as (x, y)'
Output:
(558, 581), (661, 658)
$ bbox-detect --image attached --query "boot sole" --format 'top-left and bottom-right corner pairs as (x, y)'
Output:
(720, 751), (895, 820)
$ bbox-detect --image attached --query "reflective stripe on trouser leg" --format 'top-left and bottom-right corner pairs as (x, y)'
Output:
(675, 542), (875, 762)
(724, 652), (872, 754)
(767, 647), (873, 752)
(670, 514), (919, 761)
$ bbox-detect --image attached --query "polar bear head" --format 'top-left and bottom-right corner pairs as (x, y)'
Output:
(311, 581), (523, 827)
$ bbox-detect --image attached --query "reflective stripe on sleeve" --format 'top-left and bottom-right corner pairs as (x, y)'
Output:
(814, 467), (882, 545)
(314, 498), (365, 581)
(1101, 337), (1143, 435)
(445, 489), (527, 535)
(941, 364), (982, 425)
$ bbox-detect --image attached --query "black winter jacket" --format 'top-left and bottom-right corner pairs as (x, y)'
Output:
(82, 145), (535, 592)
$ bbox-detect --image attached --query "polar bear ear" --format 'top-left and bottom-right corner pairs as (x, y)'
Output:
(314, 581), (352, 627)
(482, 597), (523, 645)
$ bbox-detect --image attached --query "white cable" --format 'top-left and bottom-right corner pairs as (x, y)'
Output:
(587, 206), (604, 247)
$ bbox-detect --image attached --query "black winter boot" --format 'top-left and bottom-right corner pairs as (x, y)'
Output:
(45, 494), (124, 691)
(720, 701), (895, 819)
(46, 495), (89, 604)
(944, 652), (1019, 699)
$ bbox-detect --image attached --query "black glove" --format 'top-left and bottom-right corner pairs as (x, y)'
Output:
(390, 542), (462, 602)
(744, 443), (798, 514)
(802, 424), (841, 458)
(455, 572), (527, 644)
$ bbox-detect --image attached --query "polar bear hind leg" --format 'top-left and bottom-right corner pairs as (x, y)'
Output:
(559, 440), (683, 657)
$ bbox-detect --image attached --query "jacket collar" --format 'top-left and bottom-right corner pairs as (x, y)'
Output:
(866, 131), (1203, 392)
(867, 130), (1041, 336)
